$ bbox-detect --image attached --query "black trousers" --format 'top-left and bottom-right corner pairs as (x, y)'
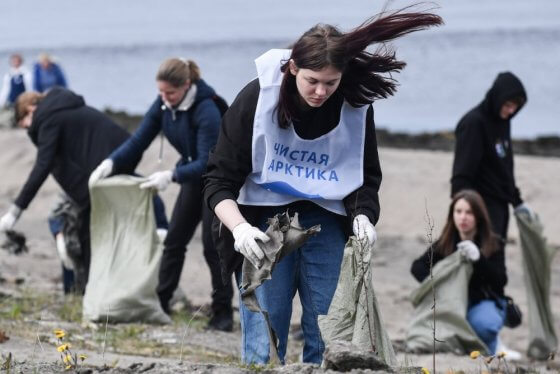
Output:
(483, 197), (510, 242)
(157, 180), (233, 314)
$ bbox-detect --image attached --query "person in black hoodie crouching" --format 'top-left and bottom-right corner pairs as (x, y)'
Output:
(0, 88), (167, 293)
(451, 72), (534, 243)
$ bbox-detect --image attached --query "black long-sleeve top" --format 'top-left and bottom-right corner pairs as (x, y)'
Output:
(203, 79), (382, 279)
(410, 237), (507, 304)
(204, 78), (382, 226)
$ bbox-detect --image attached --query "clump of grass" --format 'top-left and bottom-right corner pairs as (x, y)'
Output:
(56, 294), (82, 323)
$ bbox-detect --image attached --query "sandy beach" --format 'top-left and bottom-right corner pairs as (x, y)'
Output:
(1, 127), (559, 372)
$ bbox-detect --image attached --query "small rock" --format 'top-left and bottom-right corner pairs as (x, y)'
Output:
(322, 341), (392, 372)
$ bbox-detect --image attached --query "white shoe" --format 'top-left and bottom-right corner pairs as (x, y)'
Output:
(496, 337), (522, 361)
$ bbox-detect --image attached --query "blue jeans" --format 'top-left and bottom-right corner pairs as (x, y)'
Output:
(467, 299), (506, 354)
(239, 204), (346, 364)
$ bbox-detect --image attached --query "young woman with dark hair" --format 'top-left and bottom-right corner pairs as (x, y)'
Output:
(204, 8), (442, 364)
(411, 189), (507, 354)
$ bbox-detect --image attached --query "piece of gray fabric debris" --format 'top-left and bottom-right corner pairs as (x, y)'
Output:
(48, 193), (86, 292)
(318, 237), (397, 367)
(515, 211), (558, 360)
(240, 211), (321, 364)
(1, 230), (27, 255)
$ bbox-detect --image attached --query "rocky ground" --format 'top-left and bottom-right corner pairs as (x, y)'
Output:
(1, 127), (560, 373)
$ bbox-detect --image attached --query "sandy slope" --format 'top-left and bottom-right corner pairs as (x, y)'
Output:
(1, 128), (559, 371)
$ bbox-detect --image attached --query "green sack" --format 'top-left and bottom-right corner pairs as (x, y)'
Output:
(318, 237), (397, 366)
(515, 211), (558, 360)
(83, 176), (171, 324)
(406, 250), (488, 355)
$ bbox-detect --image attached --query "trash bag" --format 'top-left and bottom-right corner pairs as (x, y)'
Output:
(515, 211), (558, 360)
(318, 237), (397, 366)
(240, 211), (321, 364)
(405, 250), (488, 355)
(83, 175), (171, 324)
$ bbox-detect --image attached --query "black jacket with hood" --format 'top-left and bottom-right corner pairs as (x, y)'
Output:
(451, 72), (527, 206)
(14, 88), (137, 210)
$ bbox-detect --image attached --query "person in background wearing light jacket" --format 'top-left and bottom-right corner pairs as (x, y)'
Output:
(0, 54), (32, 109)
(90, 58), (233, 331)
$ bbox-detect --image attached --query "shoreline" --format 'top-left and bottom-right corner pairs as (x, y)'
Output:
(104, 108), (560, 158)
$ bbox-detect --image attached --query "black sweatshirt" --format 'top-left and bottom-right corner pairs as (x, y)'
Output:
(451, 72), (526, 206)
(15, 88), (137, 210)
(203, 79), (382, 279)
(410, 237), (507, 304)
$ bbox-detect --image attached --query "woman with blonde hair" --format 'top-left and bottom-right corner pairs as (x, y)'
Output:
(90, 58), (233, 331)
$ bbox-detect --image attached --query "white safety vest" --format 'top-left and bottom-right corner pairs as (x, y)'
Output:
(237, 49), (367, 215)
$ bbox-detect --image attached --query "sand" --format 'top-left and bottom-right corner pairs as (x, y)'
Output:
(1, 127), (559, 372)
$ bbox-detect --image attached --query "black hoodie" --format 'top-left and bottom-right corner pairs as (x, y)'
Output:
(15, 88), (136, 210)
(451, 72), (527, 206)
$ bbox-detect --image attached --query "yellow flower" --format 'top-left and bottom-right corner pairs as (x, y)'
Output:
(421, 368), (430, 374)
(65, 364), (72, 370)
(53, 329), (66, 339)
(470, 350), (481, 359)
(63, 354), (72, 363)
(57, 343), (71, 352)
(79, 354), (87, 361)
(497, 351), (507, 359)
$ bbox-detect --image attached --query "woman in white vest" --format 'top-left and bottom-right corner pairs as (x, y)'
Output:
(204, 9), (442, 364)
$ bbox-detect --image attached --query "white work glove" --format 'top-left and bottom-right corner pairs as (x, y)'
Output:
(232, 222), (269, 269)
(457, 240), (480, 262)
(514, 203), (536, 221)
(140, 170), (173, 191)
(0, 204), (22, 232)
(156, 228), (168, 244)
(89, 159), (114, 185)
(352, 214), (377, 263)
(55, 233), (74, 270)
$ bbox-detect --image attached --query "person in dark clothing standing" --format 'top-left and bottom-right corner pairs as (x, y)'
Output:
(411, 190), (507, 354)
(0, 88), (151, 292)
(90, 58), (233, 331)
(451, 72), (533, 242)
(204, 10), (442, 364)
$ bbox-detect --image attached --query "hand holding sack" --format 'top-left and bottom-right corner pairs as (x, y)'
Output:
(232, 222), (269, 269)
(89, 159), (113, 185)
(457, 240), (480, 262)
(514, 202), (536, 222)
(352, 214), (377, 264)
(0, 204), (22, 232)
(139, 170), (173, 191)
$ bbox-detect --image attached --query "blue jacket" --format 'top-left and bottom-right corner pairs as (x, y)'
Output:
(33, 62), (67, 93)
(110, 79), (221, 183)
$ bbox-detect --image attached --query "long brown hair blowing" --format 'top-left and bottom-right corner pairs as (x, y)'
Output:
(276, 7), (443, 128)
(437, 190), (498, 258)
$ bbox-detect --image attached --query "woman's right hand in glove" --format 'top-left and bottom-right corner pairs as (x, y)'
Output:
(89, 159), (114, 185)
(232, 222), (269, 269)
